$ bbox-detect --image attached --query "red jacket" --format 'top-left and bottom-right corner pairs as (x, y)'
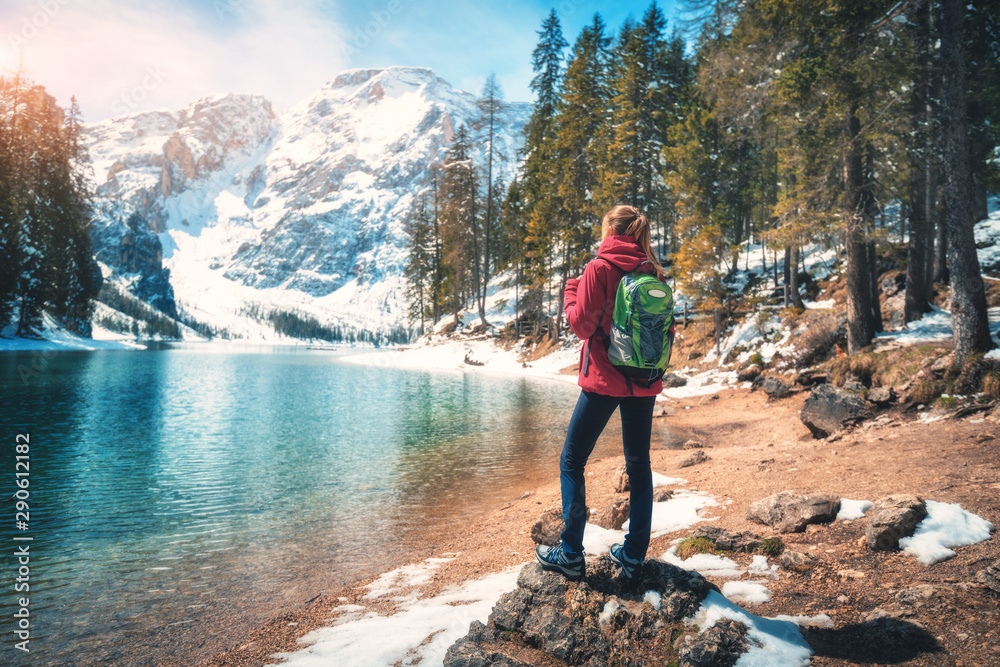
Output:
(564, 235), (664, 397)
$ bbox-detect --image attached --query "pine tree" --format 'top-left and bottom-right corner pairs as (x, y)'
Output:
(1, 76), (103, 338)
(498, 177), (527, 331)
(738, 0), (907, 352)
(904, 0), (937, 323)
(549, 13), (613, 333)
(519, 9), (568, 330)
(0, 89), (19, 330)
(439, 126), (479, 325)
(473, 73), (509, 326)
(940, 0), (994, 361)
(665, 105), (730, 309)
(964, 0), (1000, 220)
(405, 192), (435, 335)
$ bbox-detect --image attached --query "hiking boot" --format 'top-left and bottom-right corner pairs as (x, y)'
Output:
(608, 543), (642, 580)
(535, 542), (585, 580)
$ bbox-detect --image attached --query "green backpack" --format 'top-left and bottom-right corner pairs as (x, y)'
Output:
(592, 260), (675, 390)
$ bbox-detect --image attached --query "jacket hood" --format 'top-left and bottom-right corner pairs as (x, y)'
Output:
(596, 235), (653, 273)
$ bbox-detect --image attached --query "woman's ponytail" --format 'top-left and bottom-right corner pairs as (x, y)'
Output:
(600, 205), (665, 278)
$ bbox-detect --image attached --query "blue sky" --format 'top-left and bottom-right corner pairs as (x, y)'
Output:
(1, 0), (687, 121)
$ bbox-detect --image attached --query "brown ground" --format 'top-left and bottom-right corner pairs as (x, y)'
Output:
(200, 387), (1000, 667)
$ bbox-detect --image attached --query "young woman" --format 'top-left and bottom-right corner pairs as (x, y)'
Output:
(535, 204), (666, 581)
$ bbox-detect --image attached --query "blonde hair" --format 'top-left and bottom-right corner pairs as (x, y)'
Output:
(600, 205), (664, 277)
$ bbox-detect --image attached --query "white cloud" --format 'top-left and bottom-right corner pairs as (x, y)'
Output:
(1, 0), (349, 121)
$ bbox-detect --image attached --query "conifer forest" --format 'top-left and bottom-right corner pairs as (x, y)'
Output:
(405, 0), (1000, 363)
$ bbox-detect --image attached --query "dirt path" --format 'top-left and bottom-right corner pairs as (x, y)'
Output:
(201, 387), (1000, 667)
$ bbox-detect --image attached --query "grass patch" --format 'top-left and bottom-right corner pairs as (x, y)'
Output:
(757, 537), (785, 557)
(675, 537), (718, 560)
(828, 345), (947, 389)
(780, 306), (805, 319)
(830, 352), (878, 387)
(911, 380), (946, 404)
(935, 395), (959, 409)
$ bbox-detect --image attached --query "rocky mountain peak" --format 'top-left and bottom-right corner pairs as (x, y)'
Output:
(85, 68), (529, 342)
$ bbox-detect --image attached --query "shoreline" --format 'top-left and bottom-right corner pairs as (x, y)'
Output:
(199, 385), (1000, 667)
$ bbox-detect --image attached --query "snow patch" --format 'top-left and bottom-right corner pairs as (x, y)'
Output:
(837, 499), (874, 521)
(587, 490), (719, 555)
(363, 556), (456, 599)
(662, 549), (743, 579)
(599, 600), (621, 625)
(899, 500), (995, 565)
(661, 369), (739, 398)
(275, 566), (520, 667)
(643, 590), (662, 610)
(690, 590), (812, 667)
(773, 613), (834, 628)
(721, 580), (771, 605)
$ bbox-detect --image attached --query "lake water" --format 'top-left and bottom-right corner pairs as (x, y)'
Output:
(0, 345), (652, 666)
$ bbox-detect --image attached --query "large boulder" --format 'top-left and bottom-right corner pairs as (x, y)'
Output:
(800, 383), (870, 438)
(444, 558), (716, 666)
(865, 495), (927, 551)
(747, 491), (841, 533)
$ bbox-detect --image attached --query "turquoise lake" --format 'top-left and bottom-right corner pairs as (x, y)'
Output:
(0, 345), (643, 666)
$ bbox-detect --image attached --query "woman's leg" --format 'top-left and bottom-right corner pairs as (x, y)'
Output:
(559, 390), (620, 557)
(619, 394), (657, 560)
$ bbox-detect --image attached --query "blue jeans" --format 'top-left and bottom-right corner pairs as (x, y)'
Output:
(559, 390), (656, 560)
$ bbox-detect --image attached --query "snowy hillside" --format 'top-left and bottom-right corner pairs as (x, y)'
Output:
(84, 67), (530, 342)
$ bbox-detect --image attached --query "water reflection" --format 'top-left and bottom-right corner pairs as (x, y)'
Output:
(0, 346), (654, 666)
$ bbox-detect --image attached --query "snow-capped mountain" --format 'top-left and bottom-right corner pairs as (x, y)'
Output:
(84, 67), (529, 341)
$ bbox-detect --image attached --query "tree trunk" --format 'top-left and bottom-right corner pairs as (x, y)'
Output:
(555, 237), (571, 340)
(432, 174), (442, 324)
(868, 239), (883, 333)
(844, 102), (876, 354)
(790, 246), (804, 310)
(483, 103), (495, 326)
(905, 1), (934, 322)
(864, 144), (883, 333)
(904, 152), (933, 321)
(940, 0), (993, 362)
(469, 173), (487, 327)
(783, 245), (791, 290)
(934, 212), (948, 284)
